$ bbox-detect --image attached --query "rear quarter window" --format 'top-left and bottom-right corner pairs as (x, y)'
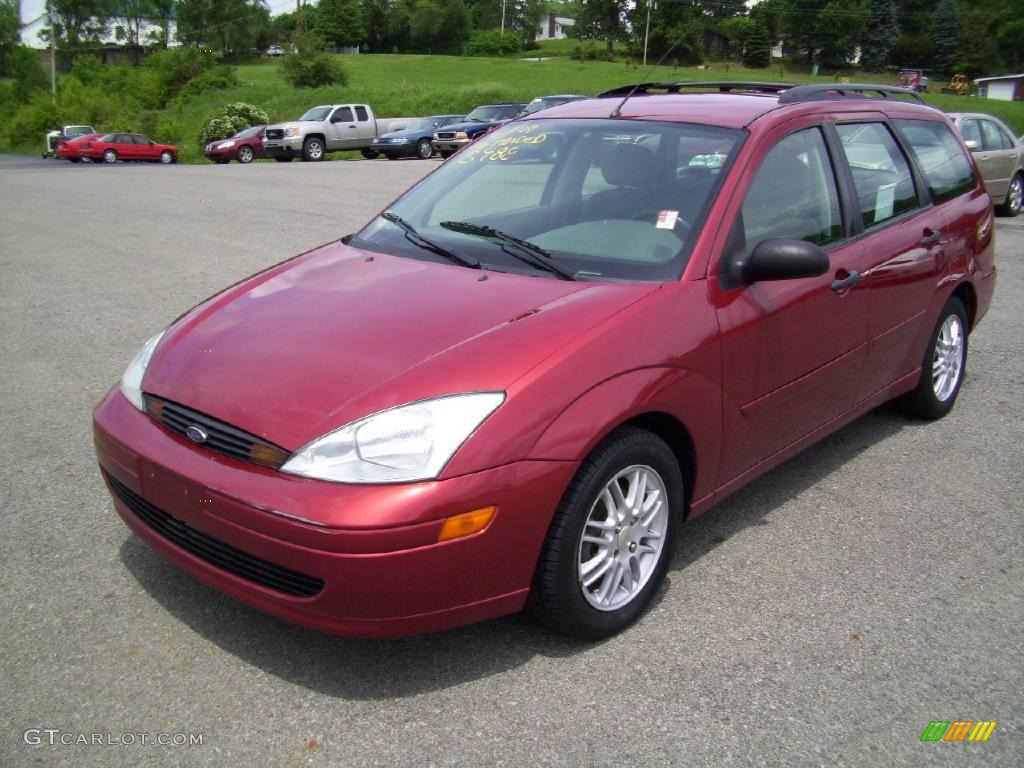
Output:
(894, 119), (975, 204)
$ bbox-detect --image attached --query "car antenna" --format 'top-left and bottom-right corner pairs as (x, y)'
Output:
(610, 33), (689, 119)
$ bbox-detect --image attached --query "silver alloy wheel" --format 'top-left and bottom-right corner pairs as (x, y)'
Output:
(238, 146), (253, 163)
(159, 150), (173, 164)
(103, 149), (117, 163)
(1009, 176), (1022, 214)
(577, 464), (669, 611)
(306, 140), (323, 160)
(417, 138), (433, 159)
(932, 314), (964, 402)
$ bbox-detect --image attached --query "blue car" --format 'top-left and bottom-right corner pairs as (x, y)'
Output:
(370, 115), (466, 160)
(431, 103), (527, 158)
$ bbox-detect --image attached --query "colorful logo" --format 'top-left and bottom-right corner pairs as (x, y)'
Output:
(921, 721), (997, 742)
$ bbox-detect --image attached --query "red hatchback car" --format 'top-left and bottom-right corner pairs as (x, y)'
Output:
(94, 83), (996, 640)
(80, 133), (178, 164)
(55, 132), (104, 162)
(204, 125), (267, 164)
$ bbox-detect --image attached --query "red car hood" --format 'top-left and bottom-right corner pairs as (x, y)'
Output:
(143, 242), (656, 449)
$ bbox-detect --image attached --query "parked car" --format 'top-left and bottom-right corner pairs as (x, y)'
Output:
(43, 124), (96, 158)
(898, 69), (929, 92)
(266, 45), (285, 56)
(262, 104), (414, 162)
(55, 132), (104, 163)
(947, 112), (1023, 217)
(522, 94), (589, 115)
(431, 103), (527, 158)
(94, 82), (995, 641)
(204, 125), (267, 164)
(79, 133), (178, 164)
(369, 115), (466, 160)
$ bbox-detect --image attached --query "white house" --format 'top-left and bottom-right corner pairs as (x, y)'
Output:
(536, 13), (574, 41)
(974, 74), (1024, 102)
(19, 0), (177, 49)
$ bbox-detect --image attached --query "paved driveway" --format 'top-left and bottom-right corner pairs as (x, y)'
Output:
(1, 155), (1021, 767)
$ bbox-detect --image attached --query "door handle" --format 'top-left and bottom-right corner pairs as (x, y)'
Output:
(920, 228), (941, 246)
(348, 124), (356, 129)
(831, 270), (861, 292)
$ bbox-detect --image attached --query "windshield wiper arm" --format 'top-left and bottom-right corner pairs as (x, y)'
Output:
(381, 211), (480, 269)
(440, 221), (576, 280)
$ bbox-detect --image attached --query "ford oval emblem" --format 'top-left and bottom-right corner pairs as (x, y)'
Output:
(185, 425), (208, 444)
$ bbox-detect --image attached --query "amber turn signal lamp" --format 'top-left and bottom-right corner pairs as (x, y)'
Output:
(438, 506), (497, 542)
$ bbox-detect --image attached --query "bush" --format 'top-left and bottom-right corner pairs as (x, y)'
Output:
(197, 102), (270, 145)
(145, 47), (216, 100)
(279, 31), (347, 88)
(11, 45), (49, 101)
(463, 29), (522, 57)
(176, 67), (239, 101)
(8, 90), (60, 143)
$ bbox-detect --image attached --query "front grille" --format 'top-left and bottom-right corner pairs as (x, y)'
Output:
(144, 394), (290, 469)
(265, 128), (284, 140)
(435, 132), (455, 140)
(106, 472), (324, 598)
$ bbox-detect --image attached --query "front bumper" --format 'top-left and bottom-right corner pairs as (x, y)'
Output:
(432, 138), (471, 153)
(93, 389), (576, 637)
(263, 138), (304, 157)
(369, 141), (415, 156)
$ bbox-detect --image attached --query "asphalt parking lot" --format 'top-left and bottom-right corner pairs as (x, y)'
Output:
(1, 154), (1021, 767)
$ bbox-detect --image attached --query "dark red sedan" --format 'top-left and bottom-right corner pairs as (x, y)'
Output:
(55, 132), (104, 162)
(204, 125), (267, 164)
(94, 83), (995, 640)
(80, 133), (178, 164)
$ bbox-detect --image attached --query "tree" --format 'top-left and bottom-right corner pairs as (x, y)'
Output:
(743, 21), (771, 67)
(627, 0), (705, 65)
(149, 0), (176, 47)
(110, 0), (156, 48)
(45, 0), (109, 47)
(11, 45), (50, 101)
(573, 0), (628, 59)
(0, 0), (20, 76)
(776, 0), (866, 67)
(929, 0), (961, 75)
(859, 0), (898, 71)
(316, 0), (366, 47)
(174, 0), (269, 52)
(408, 0), (471, 55)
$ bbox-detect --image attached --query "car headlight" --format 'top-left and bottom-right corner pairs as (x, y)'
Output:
(454, 132), (468, 140)
(120, 330), (166, 411)
(218, 140), (236, 149)
(285, 127), (302, 138)
(281, 392), (505, 483)
(392, 137), (410, 144)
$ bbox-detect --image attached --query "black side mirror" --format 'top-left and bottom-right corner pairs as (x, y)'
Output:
(741, 239), (829, 285)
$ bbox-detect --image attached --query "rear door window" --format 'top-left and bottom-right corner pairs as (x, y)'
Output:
(960, 119), (982, 148)
(354, 106), (369, 122)
(835, 123), (919, 227)
(894, 119), (975, 203)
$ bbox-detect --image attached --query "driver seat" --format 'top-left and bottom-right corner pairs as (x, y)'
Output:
(584, 143), (667, 222)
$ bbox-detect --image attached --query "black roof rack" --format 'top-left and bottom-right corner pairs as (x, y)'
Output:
(778, 84), (926, 104)
(598, 82), (794, 98)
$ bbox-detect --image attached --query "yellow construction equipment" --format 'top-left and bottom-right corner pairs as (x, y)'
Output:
(942, 74), (970, 96)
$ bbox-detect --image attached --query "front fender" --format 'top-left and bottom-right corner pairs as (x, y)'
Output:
(526, 367), (722, 505)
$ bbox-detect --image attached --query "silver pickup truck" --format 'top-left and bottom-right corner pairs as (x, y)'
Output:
(263, 104), (413, 162)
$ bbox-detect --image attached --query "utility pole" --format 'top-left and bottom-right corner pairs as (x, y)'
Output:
(49, 12), (57, 102)
(643, 0), (655, 67)
(500, 0), (506, 36)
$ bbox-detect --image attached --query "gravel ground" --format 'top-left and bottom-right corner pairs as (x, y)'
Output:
(1, 154), (1021, 767)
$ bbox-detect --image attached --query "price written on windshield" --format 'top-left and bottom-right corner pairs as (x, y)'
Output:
(457, 123), (548, 163)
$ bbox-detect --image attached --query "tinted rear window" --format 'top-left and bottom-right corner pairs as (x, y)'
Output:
(894, 120), (975, 204)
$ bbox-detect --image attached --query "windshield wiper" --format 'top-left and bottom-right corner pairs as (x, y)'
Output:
(381, 212), (480, 269)
(440, 221), (576, 280)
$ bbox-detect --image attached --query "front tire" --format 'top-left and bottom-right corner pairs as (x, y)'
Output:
(236, 145), (255, 164)
(103, 149), (118, 164)
(999, 173), (1022, 217)
(438, 149), (454, 159)
(361, 148), (379, 159)
(527, 426), (683, 640)
(417, 138), (434, 159)
(900, 297), (968, 419)
(159, 150), (174, 164)
(274, 156), (293, 163)
(302, 137), (324, 162)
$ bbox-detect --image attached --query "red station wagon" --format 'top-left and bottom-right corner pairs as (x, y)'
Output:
(80, 133), (178, 164)
(94, 83), (996, 639)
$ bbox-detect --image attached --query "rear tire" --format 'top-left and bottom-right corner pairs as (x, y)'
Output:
(998, 173), (1022, 217)
(899, 297), (968, 419)
(385, 153), (399, 160)
(417, 138), (434, 159)
(527, 426), (683, 640)
(103, 149), (117, 164)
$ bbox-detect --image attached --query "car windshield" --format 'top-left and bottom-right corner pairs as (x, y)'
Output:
(66, 126), (93, 135)
(401, 117), (436, 132)
(299, 107), (332, 121)
(523, 98), (578, 115)
(234, 126), (262, 139)
(464, 106), (514, 122)
(355, 118), (743, 282)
